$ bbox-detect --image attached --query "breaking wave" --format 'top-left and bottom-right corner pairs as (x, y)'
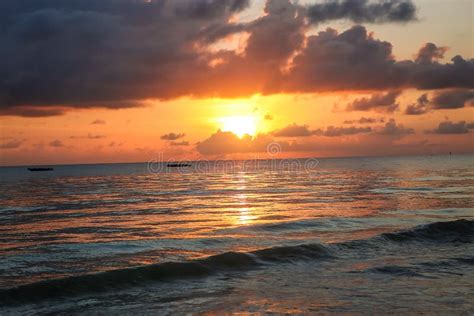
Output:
(0, 243), (331, 304)
(1, 219), (472, 304)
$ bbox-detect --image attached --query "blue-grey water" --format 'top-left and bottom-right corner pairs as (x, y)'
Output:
(0, 155), (473, 314)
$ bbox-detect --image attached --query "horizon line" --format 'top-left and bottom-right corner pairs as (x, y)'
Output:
(1, 152), (472, 168)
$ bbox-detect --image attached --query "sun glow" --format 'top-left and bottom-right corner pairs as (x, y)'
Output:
(219, 115), (257, 138)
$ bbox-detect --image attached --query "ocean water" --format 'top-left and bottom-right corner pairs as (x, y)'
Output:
(0, 155), (473, 314)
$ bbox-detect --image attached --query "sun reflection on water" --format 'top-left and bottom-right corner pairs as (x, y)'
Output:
(238, 207), (257, 225)
(235, 176), (257, 225)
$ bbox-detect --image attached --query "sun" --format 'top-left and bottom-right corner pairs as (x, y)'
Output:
(219, 115), (257, 138)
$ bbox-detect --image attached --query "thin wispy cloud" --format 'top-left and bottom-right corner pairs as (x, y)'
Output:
(161, 133), (186, 141)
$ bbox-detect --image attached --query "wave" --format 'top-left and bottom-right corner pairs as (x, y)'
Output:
(381, 219), (474, 243)
(1, 219), (472, 304)
(356, 255), (474, 279)
(0, 243), (331, 304)
(364, 265), (427, 278)
(247, 219), (327, 231)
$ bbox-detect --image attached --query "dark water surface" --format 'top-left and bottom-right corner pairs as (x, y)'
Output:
(0, 155), (473, 314)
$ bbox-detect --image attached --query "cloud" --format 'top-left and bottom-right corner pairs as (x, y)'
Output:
(314, 126), (372, 137)
(346, 91), (401, 112)
(272, 123), (313, 137)
(70, 134), (106, 139)
(196, 124), (429, 157)
(404, 89), (473, 115)
(408, 55), (474, 90)
(375, 119), (414, 136)
(427, 121), (474, 134)
(0, 107), (65, 117)
(343, 117), (385, 124)
(264, 113), (274, 121)
(0, 1), (472, 117)
(0, 0), (250, 115)
(161, 133), (186, 141)
(91, 119), (106, 125)
(306, 0), (417, 24)
(175, 0), (250, 19)
(405, 93), (429, 115)
(196, 130), (276, 155)
(109, 141), (123, 147)
(170, 141), (190, 146)
(0, 139), (23, 149)
(273, 119), (412, 138)
(414, 43), (448, 64)
(49, 139), (64, 147)
(278, 27), (474, 94)
(431, 89), (474, 109)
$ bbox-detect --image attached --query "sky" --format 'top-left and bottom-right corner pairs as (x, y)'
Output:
(0, 0), (473, 166)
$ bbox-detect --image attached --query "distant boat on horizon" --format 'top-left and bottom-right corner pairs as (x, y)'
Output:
(28, 168), (54, 172)
(167, 163), (191, 168)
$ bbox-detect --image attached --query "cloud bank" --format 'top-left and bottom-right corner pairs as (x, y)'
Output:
(197, 118), (416, 156)
(427, 121), (474, 134)
(0, 0), (472, 117)
(307, 0), (417, 24)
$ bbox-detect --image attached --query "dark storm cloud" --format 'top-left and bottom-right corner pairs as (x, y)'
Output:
(405, 93), (429, 115)
(427, 121), (474, 134)
(307, 0), (417, 24)
(0, 0), (250, 115)
(247, 0), (305, 65)
(278, 26), (474, 94)
(431, 89), (474, 109)
(0, 0), (473, 117)
(174, 0), (250, 19)
(200, 0), (307, 98)
(272, 25), (399, 92)
(161, 133), (186, 141)
(346, 91), (401, 112)
(0, 0), (249, 24)
(405, 55), (474, 90)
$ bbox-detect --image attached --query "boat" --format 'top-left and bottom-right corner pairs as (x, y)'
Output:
(167, 163), (191, 168)
(28, 168), (54, 172)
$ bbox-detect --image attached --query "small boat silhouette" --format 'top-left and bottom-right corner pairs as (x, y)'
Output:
(28, 168), (54, 172)
(167, 163), (191, 168)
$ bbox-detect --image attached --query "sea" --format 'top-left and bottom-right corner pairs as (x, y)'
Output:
(0, 155), (473, 314)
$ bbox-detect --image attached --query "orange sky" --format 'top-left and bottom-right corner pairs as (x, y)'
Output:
(0, 0), (473, 166)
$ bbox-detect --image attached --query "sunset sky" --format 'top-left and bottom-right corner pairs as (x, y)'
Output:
(0, 0), (473, 166)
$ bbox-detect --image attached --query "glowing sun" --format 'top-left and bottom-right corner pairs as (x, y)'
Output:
(219, 115), (257, 138)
